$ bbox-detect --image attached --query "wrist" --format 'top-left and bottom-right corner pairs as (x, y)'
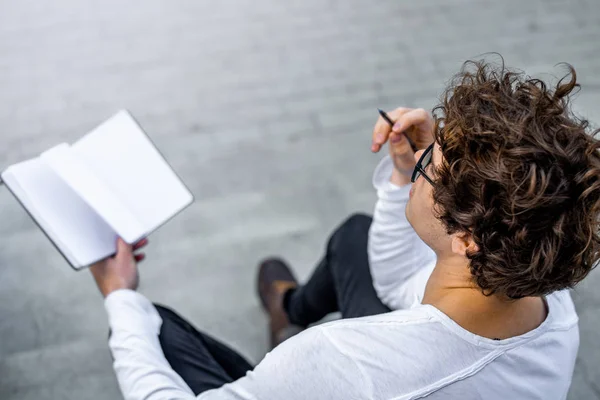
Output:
(104, 287), (135, 299)
(391, 168), (412, 186)
(100, 282), (138, 298)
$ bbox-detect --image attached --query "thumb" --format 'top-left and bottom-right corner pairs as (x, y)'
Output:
(116, 237), (133, 260)
(391, 108), (429, 133)
(390, 132), (415, 155)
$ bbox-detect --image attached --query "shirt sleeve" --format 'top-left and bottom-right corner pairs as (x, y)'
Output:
(105, 289), (196, 400)
(197, 327), (368, 400)
(105, 291), (368, 400)
(367, 156), (437, 310)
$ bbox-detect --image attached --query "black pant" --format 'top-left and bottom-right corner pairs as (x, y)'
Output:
(157, 213), (390, 395)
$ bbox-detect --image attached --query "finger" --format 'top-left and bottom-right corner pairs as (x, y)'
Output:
(371, 116), (392, 152)
(89, 262), (103, 277)
(134, 253), (146, 263)
(116, 237), (134, 260)
(390, 131), (406, 144)
(372, 108), (411, 151)
(385, 107), (412, 121)
(392, 108), (430, 133)
(390, 132), (417, 159)
(133, 238), (148, 251)
(371, 141), (382, 153)
(393, 129), (418, 152)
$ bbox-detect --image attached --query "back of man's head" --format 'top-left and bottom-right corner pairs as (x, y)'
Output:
(432, 59), (600, 299)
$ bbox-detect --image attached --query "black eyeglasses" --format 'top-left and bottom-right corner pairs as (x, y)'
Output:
(411, 143), (435, 185)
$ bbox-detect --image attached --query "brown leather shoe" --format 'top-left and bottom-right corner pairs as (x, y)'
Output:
(257, 258), (304, 348)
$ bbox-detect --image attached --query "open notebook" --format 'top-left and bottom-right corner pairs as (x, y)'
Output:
(1, 111), (194, 270)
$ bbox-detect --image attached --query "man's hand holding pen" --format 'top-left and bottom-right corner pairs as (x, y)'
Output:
(372, 108), (435, 186)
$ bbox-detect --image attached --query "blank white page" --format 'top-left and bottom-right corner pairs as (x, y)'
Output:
(1, 158), (117, 268)
(71, 111), (193, 235)
(41, 143), (145, 244)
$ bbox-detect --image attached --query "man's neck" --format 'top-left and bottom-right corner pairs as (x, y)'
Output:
(422, 260), (548, 340)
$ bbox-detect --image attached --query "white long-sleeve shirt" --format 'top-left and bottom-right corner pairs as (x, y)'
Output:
(105, 156), (579, 400)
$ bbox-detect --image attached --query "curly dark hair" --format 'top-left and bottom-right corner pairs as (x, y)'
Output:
(432, 59), (600, 299)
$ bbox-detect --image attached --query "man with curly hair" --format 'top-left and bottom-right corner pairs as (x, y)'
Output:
(92, 60), (600, 399)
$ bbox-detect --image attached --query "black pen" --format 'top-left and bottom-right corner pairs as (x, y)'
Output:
(377, 108), (418, 153)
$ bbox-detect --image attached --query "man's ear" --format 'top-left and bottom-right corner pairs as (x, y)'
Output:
(451, 232), (479, 256)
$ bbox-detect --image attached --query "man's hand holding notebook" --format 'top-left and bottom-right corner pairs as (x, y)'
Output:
(1, 111), (193, 270)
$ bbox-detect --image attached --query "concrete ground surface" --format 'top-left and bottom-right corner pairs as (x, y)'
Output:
(1, 0), (599, 399)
